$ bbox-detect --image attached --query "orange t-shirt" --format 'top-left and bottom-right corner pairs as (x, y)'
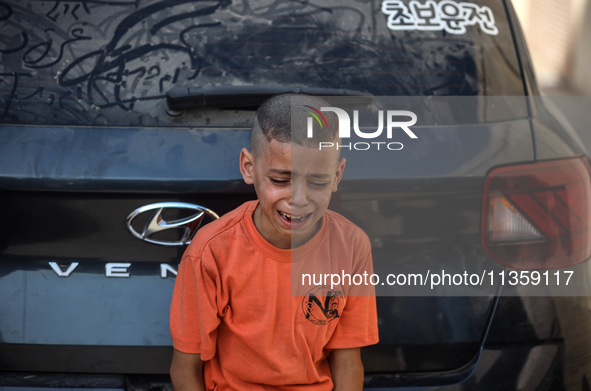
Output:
(170, 200), (379, 390)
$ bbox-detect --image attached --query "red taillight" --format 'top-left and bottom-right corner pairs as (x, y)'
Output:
(482, 157), (591, 270)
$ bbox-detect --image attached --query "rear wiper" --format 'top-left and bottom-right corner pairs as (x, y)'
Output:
(166, 85), (372, 112)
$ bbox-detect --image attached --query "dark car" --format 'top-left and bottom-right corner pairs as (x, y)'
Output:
(1, 0), (591, 390)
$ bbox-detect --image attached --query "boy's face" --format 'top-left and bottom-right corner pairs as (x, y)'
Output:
(240, 140), (345, 249)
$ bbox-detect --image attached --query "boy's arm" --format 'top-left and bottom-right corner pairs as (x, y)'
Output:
(170, 349), (206, 391)
(329, 348), (364, 391)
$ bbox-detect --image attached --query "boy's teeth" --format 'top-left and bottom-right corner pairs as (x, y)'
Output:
(280, 211), (307, 222)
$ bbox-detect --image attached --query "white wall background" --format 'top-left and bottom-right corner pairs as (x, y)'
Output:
(512, 0), (590, 94)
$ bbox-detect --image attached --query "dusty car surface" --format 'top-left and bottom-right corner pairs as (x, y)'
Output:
(1, 0), (591, 390)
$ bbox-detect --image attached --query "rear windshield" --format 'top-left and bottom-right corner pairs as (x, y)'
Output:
(0, 0), (524, 127)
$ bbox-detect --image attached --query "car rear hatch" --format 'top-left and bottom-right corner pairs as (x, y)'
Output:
(0, 0), (540, 387)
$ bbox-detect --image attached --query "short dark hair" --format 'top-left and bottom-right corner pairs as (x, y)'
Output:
(250, 93), (339, 155)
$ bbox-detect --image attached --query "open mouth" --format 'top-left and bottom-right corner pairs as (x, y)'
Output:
(278, 211), (311, 223)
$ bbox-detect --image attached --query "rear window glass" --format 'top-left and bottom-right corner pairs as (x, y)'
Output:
(0, 0), (524, 127)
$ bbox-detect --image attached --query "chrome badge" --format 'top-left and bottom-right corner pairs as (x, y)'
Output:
(126, 202), (219, 246)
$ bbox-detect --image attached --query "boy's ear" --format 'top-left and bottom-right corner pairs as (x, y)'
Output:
(240, 148), (255, 185)
(332, 157), (346, 192)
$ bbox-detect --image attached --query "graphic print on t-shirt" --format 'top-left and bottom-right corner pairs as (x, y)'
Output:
(302, 285), (343, 325)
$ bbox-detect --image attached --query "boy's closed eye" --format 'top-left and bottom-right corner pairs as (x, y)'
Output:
(269, 177), (329, 188)
(270, 178), (290, 185)
(309, 181), (329, 188)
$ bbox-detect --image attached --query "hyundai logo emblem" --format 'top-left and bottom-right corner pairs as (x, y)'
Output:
(126, 202), (219, 246)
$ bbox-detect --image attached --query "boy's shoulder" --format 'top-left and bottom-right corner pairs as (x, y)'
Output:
(322, 208), (372, 248)
(324, 208), (360, 228)
(183, 200), (256, 259)
(324, 208), (369, 235)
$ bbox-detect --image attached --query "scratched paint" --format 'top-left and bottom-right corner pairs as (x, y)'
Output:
(0, 0), (521, 126)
